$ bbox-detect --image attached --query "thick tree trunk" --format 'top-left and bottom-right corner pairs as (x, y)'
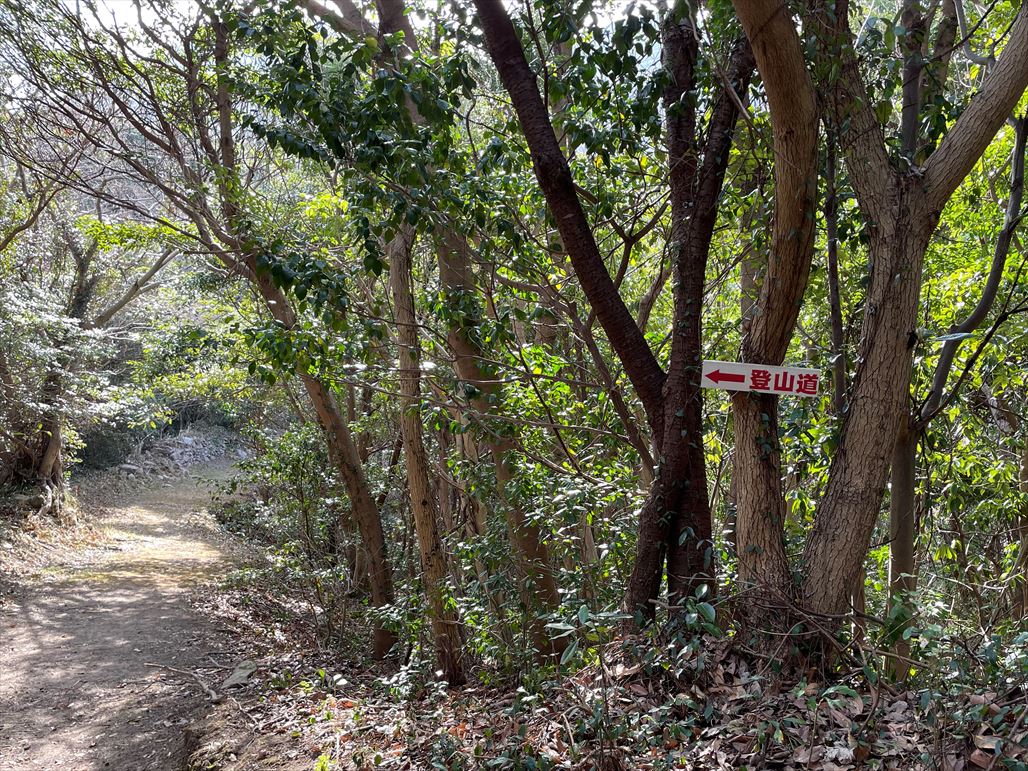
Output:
(31, 404), (64, 519)
(475, 0), (750, 623)
(731, 0), (1028, 638)
(802, 191), (936, 616)
(627, 390), (713, 620)
(733, 392), (791, 597)
(799, 2), (1028, 623)
(660, 386), (714, 605)
(729, 0), (818, 610)
(389, 230), (465, 684)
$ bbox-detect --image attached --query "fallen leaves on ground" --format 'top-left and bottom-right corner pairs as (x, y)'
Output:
(187, 586), (1028, 771)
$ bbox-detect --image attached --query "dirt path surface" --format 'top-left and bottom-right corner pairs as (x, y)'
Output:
(0, 466), (240, 771)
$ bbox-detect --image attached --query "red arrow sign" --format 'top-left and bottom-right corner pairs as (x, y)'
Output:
(705, 368), (745, 385)
(700, 360), (821, 397)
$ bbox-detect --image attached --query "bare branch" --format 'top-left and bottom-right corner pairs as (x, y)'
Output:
(88, 247), (177, 329)
(924, 5), (1028, 211)
(920, 115), (1028, 423)
(297, 0), (378, 38)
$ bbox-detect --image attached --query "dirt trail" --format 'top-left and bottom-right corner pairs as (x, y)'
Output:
(0, 465), (240, 771)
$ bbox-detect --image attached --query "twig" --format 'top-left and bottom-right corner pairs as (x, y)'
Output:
(227, 694), (259, 727)
(985, 697), (1028, 770)
(144, 662), (222, 703)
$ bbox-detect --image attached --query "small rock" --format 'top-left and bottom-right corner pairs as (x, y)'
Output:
(221, 659), (258, 689)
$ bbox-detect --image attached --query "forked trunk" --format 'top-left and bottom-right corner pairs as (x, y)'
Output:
(626, 372), (714, 619)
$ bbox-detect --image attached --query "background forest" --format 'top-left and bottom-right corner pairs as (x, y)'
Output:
(2, 0), (1028, 767)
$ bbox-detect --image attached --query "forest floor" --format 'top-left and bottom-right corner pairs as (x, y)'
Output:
(0, 460), (286, 771)
(2, 458), (1027, 770)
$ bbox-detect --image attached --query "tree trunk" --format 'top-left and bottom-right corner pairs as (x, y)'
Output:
(474, 0), (751, 623)
(733, 391), (791, 599)
(1011, 443), (1028, 620)
(627, 390), (713, 620)
(730, 0), (1028, 637)
(802, 190), (936, 616)
(32, 395), (64, 519)
(245, 257), (397, 658)
(211, 18), (397, 656)
(825, 138), (847, 415)
(301, 370), (397, 658)
(436, 232), (564, 657)
(887, 409), (917, 680)
(625, 23), (752, 619)
(389, 229), (465, 684)
(730, 0), (818, 608)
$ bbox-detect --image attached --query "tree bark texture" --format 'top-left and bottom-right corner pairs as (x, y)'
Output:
(887, 409), (917, 679)
(802, 188), (936, 615)
(825, 138), (847, 415)
(731, 0), (1028, 627)
(730, 0), (818, 598)
(389, 228), (465, 684)
(630, 24), (754, 612)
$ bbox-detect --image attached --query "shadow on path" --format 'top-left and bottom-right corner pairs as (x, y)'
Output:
(0, 466), (240, 771)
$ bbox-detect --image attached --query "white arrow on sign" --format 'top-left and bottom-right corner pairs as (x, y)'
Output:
(701, 360), (820, 398)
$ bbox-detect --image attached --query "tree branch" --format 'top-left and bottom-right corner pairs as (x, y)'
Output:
(470, 0), (666, 423)
(919, 115), (1027, 423)
(734, 0), (819, 364)
(810, 0), (893, 228)
(923, 4), (1028, 211)
(89, 247), (177, 329)
(296, 0), (378, 39)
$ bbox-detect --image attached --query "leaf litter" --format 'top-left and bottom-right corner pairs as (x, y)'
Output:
(186, 585), (1028, 771)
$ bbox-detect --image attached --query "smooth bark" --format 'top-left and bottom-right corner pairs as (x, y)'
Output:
(730, 0), (818, 597)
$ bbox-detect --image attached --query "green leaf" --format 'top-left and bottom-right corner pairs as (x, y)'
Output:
(934, 331), (972, 342)
(697, 602), (716, 624)
(559, 638), (579, 666)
